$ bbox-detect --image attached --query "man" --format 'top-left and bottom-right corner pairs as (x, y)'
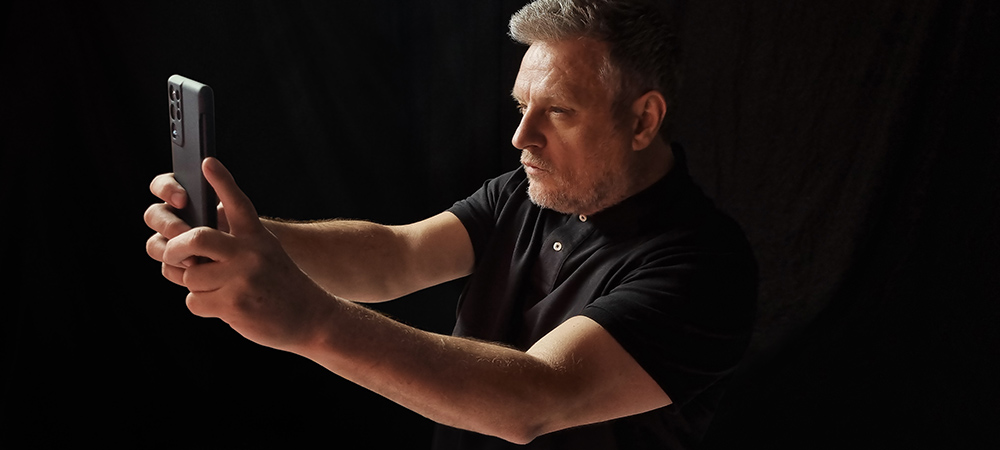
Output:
(144, 1), (756, 448)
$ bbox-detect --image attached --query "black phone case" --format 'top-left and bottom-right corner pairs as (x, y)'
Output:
(168, 75), (217, 229)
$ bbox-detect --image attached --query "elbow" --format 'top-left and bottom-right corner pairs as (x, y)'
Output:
(484, 408), (561, 445)
(493, 423), (544, 446)
(486, 377), (580, 444)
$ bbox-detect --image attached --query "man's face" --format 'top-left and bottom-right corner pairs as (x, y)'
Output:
(511, 38), (635, 216)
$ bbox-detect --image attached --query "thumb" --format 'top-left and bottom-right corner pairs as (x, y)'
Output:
(202, 157), (261, 235)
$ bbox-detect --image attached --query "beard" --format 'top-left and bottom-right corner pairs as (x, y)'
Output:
(521, 149), (632, 215)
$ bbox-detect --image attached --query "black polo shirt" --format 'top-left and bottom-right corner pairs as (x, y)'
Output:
(434, 146), (758, 450)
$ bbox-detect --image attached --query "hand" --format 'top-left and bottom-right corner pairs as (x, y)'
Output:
(145, 169), (230, 278)
(145, 158), (329, 350)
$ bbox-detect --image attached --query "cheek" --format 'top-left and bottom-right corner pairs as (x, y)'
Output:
(549, 133), (594, 172)
(570, 131), (628, 171)
(546, 117), (628, 174)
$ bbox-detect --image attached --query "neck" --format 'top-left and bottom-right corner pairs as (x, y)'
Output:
(578, 137), (674, 216)
(626, 137), (675, 198)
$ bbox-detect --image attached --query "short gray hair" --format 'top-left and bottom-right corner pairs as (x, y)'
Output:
(509, 0), (681, 127)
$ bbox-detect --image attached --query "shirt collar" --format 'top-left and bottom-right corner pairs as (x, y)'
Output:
(586, 143), (699, 235)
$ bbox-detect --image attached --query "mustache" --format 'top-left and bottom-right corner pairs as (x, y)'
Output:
(519, 150), (550, 171)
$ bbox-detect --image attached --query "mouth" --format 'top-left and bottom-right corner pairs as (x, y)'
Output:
(520, 152), (549, 175)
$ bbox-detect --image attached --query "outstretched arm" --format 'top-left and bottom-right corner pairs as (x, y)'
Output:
(144, 158), (671, 444)
(146, 169), (473, 304)
(261, 213), (473, 303)
(299, 303), (672, 444)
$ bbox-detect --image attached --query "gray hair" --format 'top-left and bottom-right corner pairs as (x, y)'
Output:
(509, 0), (681, 127)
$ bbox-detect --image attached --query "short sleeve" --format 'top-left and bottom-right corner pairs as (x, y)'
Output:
(581, 247), (757, 408)
(447, 169), (526, 265)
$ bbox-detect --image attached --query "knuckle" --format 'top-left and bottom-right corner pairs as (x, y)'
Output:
(150, 173), (177, 196)
(186, 227), (213, 246)
(143, 203), (162, 228)
(144, 203), (189, 238)
(146, 233), (165, 260)
(149, 176), (161, 195)
(166, 218), (192, 239)
(185, 293), (209, 317)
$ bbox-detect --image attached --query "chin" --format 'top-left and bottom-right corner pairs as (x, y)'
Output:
(527, 177), (595, 215)
(527, 170), (630, 215)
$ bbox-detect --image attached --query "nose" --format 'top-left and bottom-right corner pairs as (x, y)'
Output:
(511, 109), (545, 151)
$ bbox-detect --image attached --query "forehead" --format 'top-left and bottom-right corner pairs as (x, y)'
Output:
(512, 38), (613, 107)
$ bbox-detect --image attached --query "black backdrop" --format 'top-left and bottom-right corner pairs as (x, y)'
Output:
(3, 1), (998, 448)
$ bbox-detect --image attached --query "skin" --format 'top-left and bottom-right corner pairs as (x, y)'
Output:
(144, 37), (674, 444)
(513, 39), (674, 215)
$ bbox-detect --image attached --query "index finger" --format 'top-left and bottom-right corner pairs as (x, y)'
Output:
(150, 172), (188, 209)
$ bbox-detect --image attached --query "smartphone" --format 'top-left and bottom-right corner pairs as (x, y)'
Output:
(167, 74), (217, 228)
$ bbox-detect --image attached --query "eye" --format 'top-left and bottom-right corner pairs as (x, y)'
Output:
(549, 106), (574, 117)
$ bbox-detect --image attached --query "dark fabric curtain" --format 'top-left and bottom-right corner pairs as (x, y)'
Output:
(672, 1), (1000, 448)
(3, 1), (997, 447)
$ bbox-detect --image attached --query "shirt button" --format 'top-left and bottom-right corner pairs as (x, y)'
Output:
(579, 214), (588, 222)
(552, 241), (563, 251)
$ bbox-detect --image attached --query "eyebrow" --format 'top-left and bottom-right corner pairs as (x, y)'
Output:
(510, 87), (574, 108)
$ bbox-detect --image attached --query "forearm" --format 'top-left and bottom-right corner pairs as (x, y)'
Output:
(262, 212), (473, 303)
(295, 295), (579, 444)
(262, 218), (420, 302)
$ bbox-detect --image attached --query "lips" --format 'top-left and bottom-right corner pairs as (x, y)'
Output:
(522, 161), (549, 177)
(520, 151), (549, 174)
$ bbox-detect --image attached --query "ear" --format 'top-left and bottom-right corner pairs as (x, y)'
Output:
(629, 90), (667, 151)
